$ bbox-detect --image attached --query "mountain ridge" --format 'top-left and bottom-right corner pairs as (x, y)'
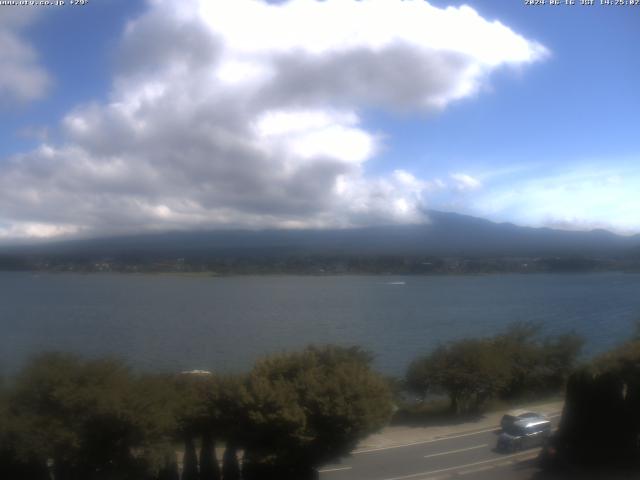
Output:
(1, 210), (639, 261)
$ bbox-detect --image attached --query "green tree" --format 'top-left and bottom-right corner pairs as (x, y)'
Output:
(407, 324), (584, 413)
(494, 323), (582, 398)
(171, 372), (224, 480)
(6, 353), (176, 480)
(406, 338), (510, 414)
(239, 345), (393, 479)
(0, 378), (50, 480)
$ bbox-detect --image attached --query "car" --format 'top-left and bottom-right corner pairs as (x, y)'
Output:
(496, 418), (552, 452)
(500, 409), (547, 430)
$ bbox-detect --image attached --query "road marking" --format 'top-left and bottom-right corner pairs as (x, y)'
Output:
(457, 465), (495, 475)
(354, 428), (499, 455)
(379, 448), (541, 480)
(514, 452), (539, 462)
(354, 412), (562, 455)
(318, 466), (353, 473)
(424, 444), (488, 459)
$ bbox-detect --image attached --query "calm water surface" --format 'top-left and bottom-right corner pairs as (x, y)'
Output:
(1, 272), (639, 376)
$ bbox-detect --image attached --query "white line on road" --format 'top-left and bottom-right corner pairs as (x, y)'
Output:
(457, 464), (495, 475)
(379, 448), (541, 480)
(424, 444), (488, 459)
(318, 466), (353, 473)
(354, 427), (498, 455)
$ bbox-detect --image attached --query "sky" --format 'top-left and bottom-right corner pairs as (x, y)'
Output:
(0, 0), (638, 242)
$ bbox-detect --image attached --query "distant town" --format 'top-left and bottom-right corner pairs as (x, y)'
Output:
(2, 254), (640, 275)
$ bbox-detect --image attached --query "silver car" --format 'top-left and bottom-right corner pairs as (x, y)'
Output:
(497, 418), (552, 452)
(500, 409), (546, 430)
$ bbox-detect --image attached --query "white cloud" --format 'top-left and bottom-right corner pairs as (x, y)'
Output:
(0, 10), (50, 106)
(0, 0), (546, 240)
(468, 163), (640, 234)
(0, 222), (81, 240)
(253, 109), (375, 164)
(451, 173), (482, 191)
(332, 169), (430, 225)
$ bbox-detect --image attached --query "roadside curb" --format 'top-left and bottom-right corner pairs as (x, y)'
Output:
(354, 402), (563, 454)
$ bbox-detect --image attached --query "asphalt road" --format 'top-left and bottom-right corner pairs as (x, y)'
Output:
(318, 415), (561, 480)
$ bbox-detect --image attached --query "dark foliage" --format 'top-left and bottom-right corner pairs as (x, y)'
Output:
(0, 346), (391, 479)
(221, 444), (240, 480)
(406, 323), (583, 414)
(238, 345), (393, 475)
(199, 432), (220, 480)
(182, 436), (199, 480)
(157, 459), (180, 480)
(554, 337), (640, 467)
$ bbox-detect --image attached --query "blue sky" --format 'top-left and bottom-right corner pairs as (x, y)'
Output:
(0, 0), (638, 240)
(1, 0), (145, 155)
(366, 1), (640, 224)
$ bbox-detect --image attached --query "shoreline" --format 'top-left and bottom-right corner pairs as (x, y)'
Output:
(2, 269), (638, 277)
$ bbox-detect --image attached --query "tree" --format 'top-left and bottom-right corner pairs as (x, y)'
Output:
(199, 431), (220, 480)
(537, 333), (584, 392)
(182, 436), (199, 480)
(6, 353), (175, 480)
(221, 443), (240, 480)
(495, 323), (583, 398)
(406, 338), (510, 414)
(203, 376), (246, 480)
(557, 367), (634, 466)
(172, 372), (222, 480)
(156, 455), (180, 480)
(405, 357), (431, 401)
(239, 345), (393, 479)
(0, 381), (50, 480)
(493, 322), (544, 397)
(406, 323), (584, 413)
(553, 330), (640, 468)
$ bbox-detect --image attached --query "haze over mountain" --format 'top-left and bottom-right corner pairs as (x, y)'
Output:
(3, 211), (639, 262)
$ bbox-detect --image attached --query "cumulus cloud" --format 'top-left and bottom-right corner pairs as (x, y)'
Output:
(0, 0), (546, 240)
(0, 10), (50, 106)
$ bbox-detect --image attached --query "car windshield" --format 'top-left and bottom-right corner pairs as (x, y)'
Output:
(503, 424), (526, 436)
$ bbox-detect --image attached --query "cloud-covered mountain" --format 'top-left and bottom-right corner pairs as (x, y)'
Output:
(5, 211), (638, 262)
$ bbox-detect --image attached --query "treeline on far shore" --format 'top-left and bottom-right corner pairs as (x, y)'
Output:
(2, 253), (640, 275)
(2, 322), (640, 479)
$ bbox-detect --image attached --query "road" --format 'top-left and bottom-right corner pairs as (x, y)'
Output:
(318, 415), (561, 480)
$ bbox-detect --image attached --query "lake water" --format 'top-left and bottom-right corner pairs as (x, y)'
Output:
(1, 272), (639, 377)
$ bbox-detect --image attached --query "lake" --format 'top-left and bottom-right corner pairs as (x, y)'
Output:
(1, 272), (639, 377)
